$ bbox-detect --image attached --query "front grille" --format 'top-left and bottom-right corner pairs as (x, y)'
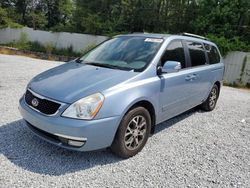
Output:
(25, 89), (61, 115)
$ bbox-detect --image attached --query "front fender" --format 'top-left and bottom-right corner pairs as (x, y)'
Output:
(95, 76), (161, 122)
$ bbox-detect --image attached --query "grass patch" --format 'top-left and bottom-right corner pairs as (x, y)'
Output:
(0, 46), (76, 62)
(3, 41), (82, 57)
(223, 81), (250, 89)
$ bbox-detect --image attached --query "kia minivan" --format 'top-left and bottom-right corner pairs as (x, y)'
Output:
(19, 33), (224, 158)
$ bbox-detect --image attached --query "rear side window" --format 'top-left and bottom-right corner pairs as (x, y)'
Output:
(204, 44), (221, 64)
(187, 41), (206, 67)
(161, 40), (186, 69)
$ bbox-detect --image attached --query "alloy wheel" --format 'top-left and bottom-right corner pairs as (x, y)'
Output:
(209, 87), (217, 108)
(124, 115), (147, 150)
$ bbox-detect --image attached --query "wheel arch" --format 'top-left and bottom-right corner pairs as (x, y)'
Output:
(204, 80), (222, 101)
(214, 81), (221, 96)
(118, 99), (157, 135)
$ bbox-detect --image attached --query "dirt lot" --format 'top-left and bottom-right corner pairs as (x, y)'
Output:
(0, 54), (250, 187)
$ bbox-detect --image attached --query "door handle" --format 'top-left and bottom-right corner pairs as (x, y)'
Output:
(185, 75), (193, 81)
(185, 74), (198, 81)
(192, 74), (198, 80)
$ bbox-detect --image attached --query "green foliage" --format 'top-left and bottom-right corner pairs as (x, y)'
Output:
(15, 32), (30, 50)
(45, 0), (73, 28)
(224, 81), (250, 89)
(7, 22), (23, 28)
(52, 45), (81, 57)
(68, 0), (250, 42)
(0, 7), (23, 28)
(193, 0), (250, 38)
(50, 23), (73, 32)
(1, 0), (250, 54)
(0, 0), (73, 29)
(58, 0), (73, 23)
(29, 41), (46, 52)
(44, 42), (54, 55)
(29, 11), (47, 30)
(0, 7), (8, 27)
(83, 14), (103, 35)
(1, 40), (81, 57)
(207, 34), (250, 56)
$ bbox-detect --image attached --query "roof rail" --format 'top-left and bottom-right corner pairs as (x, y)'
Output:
(131, 32), (149, 34)
(181, 33), (208, 40)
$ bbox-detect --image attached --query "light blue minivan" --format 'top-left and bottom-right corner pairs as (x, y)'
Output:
(19, 33), (224, 158)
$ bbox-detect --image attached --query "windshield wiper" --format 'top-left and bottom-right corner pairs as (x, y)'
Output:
(85, 62), (133, 71)
(75, 58), (83, 63)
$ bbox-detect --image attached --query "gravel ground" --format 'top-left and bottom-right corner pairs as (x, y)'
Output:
(0, 54), (250, 188)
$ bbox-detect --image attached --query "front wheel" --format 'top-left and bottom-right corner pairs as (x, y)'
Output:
(111, 107), (151, 158)
(201, 84), (219, 111)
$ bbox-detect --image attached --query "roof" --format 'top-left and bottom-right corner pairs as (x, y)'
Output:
(116, 33), (171, 39)
(115, 33), (215, 46)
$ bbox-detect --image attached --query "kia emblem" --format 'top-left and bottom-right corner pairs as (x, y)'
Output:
(31, 98), (39, 107)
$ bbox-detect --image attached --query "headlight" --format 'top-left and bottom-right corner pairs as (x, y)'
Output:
(62, 93), (104, 120)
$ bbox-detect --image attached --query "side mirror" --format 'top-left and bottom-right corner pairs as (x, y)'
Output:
(161, 61), (181, 74)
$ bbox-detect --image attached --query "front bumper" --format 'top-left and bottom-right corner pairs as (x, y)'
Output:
(19, 96), (120, 151)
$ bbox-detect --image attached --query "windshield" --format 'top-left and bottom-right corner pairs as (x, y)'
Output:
(80, 36), (163, 72)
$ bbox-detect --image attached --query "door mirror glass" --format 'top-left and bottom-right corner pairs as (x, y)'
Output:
(162, 61), (181, 73)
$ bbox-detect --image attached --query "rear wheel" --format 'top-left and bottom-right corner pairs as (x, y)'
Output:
(111, 107), (151, 158)
(201, 84), (219, 111)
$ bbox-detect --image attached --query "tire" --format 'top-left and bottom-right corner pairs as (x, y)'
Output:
(201, 84), (219, 111)
(111, 106), (151, 158)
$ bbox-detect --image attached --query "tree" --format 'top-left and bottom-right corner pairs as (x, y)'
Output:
(29, 11), (47, 29)
(0, 7), (8, 27)
(193, 0), (250, 39)
(0, 0), (249, 42)
(15, 0), (32, 24)
(43, 0), (73, 28)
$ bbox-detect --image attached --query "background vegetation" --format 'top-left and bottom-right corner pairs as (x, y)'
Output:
(0, 0), (250, 55)
(2, 32), (81, 57)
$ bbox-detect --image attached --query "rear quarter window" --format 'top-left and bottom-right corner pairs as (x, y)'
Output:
(204, 44), (221, 64)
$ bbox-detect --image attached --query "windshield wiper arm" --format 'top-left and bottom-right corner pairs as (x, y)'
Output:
(85, 62), (132, 71)
(85, 62), (108, 68)
(75, 58), (83, 63)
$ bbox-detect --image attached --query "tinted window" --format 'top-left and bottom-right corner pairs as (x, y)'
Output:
(80, 36), (163, 72)
(187, 41), (206, 67)
(204, 44), (220, 64)
(161, 40), (186, 69)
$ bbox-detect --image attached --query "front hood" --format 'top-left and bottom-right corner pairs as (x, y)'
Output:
(29, 62), (137, 103)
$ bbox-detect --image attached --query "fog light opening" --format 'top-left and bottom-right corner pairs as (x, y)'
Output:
(68, 140), (85, 147)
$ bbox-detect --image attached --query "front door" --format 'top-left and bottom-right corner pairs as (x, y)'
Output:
(158, 40), (196, 122)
